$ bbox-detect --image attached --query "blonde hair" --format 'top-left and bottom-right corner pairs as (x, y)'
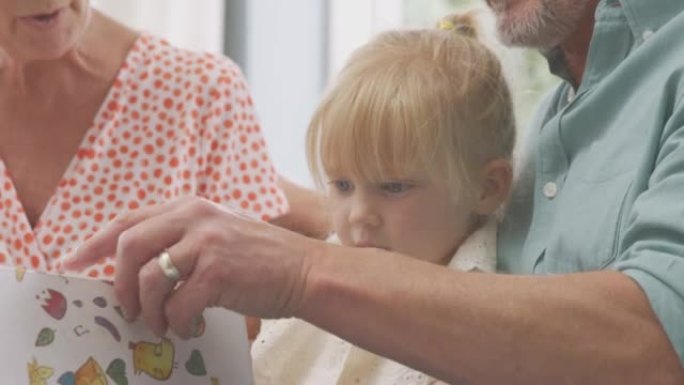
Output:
(307, 11), (516, 199)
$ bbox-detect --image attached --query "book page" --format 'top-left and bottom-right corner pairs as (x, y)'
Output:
(0, 266), (253, 385)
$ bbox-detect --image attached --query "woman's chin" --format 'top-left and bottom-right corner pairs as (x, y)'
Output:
(16, 33), (79, 62)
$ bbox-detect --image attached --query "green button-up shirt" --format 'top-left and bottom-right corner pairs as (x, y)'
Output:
(498, 0), (684, 363)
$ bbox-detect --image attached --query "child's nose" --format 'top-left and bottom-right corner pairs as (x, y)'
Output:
(348, 196), (381, 227)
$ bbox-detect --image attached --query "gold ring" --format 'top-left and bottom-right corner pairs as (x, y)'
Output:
(157, 250), (181, 282)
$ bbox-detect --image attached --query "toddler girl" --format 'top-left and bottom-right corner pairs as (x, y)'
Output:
(252, 11), (516, 385)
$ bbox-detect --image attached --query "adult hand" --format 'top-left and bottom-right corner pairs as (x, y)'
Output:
(64, 196), (318, 339)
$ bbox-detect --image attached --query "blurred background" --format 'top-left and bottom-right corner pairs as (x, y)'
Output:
(94, 0), (558, 187)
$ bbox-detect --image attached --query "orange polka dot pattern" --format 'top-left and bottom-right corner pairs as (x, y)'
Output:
(0, 34), (288, 278)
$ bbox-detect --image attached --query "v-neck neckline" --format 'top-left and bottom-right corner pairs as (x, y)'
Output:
(0, 34), (143, 260)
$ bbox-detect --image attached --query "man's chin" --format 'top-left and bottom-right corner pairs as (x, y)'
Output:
(496, 22), (565, 49)
(493, 0), (591, 50)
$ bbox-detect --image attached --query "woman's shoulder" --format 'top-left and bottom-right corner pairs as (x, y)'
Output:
(112, 32), (254, 123)
(126, 33), (246, 88)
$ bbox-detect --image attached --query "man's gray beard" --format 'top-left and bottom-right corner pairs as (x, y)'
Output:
(495, 0), (590, 49)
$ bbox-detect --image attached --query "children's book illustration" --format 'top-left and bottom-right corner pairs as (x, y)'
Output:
(27, 358), (53, 385)
(0, 266), (253, 384)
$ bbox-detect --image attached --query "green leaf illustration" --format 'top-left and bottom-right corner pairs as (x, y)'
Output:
(35, 328), (55, 347)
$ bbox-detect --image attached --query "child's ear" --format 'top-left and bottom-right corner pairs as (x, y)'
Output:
(472, 159), (512, 216)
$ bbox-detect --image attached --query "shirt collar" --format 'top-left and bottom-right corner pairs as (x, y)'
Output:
(542, 0), (684, 84)
(620, 0), (684, 39)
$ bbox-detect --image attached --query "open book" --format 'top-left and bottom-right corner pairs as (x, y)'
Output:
(0, 266), (253, 385)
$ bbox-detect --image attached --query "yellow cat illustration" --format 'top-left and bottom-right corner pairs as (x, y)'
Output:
(129, 338), (175, 380)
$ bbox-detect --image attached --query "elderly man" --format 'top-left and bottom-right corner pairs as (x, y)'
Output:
(69, 0), (684, 383)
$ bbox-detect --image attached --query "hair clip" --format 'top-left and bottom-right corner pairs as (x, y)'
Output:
(438, 19), (456, 31)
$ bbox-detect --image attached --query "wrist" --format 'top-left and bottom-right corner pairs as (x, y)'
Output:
(291, 236), (329, 319)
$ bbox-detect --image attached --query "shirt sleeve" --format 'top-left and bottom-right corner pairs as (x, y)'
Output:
(613, 97), (684, 364)
(195, 55), (288, 222)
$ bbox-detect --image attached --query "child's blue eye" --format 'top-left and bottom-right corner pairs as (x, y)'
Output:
(331, 180), (353, 193)
(380, 181), (412, 194)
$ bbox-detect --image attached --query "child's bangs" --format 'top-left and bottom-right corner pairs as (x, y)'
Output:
(312, 70), (442, 186)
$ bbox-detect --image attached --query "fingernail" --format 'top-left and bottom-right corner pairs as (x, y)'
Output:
(121, 307), (136, 323)
(191, 315), (206, 338)
(60, 258), (74, 270)
(61, 256), (81, 272)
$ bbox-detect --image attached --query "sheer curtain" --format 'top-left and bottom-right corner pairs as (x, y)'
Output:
(328, 0), (402, 77)
(92, 0), (225, 53)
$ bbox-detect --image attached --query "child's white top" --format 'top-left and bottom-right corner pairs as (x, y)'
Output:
(251, 219), (497, 385)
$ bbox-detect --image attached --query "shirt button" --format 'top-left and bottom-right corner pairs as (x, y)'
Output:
(543, 182), (558, 199)
(642, 29), (654, 41)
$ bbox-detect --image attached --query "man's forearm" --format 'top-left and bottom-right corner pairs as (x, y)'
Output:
(298, 245), (684, 384)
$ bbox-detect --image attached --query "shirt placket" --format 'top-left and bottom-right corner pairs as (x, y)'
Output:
(525, 91), (572, 274)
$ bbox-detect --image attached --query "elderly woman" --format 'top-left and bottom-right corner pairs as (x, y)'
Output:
(0, 0), (325, 278)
